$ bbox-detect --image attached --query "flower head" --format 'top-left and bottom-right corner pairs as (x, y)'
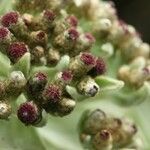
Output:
(43, 10), (56, 22)
(43, 84), (62, 103)
(66, 15), (78, 27)
(7, 42), (28, 61)
(0, 27), (11, 42)
(67, 28), (79, 41)
(1, 11), (19, 27)
(17, 101), (41, 125)
(80, 52), (96, 66)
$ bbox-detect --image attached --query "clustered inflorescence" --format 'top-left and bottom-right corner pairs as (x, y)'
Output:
(0, 7), (106, 125)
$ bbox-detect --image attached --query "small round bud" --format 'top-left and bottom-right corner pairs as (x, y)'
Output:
(43, 84), (62, 104)
(66, 15), (78, 27)
(30, 31), (47, 45)
(57, 70), (73, 84)
(0, 101), (11, 119)
(89, 57), (106, 77)
(47, 48), (60, 66)
(10, 71), (26, 88)
(92, 130), (113, 150)
(1, 11), (19, 27)
(17, 101), (41, 125)
(80, 52), (96, 66)
(81, 109), (106, 134)
(65, 28), (79, 41)
(77, 76), (99, 97)
(0, 27), (11, 43)
(43, 10), (56, 22)
(57, 98), (76, 116)
(7, 42), (28, 62)
(0, 81), (6, 99)
(27, 72), (47, 98)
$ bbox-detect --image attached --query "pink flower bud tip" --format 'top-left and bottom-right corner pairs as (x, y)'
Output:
(43, 10), (56, 22)
(61, 70), (73, 82)
(67, 28), (79, 41)
(44, 84), (62, 103)
(66, 15), (78, 27)
(1, 11), (19, 27)
(84, 33), (95, 43)
(17, 101), (40, 125)
(8, 42), (28, 61)
(35, 72), (47, 81)
(80, 52), (96, 66)
(0, 27), (10, 41)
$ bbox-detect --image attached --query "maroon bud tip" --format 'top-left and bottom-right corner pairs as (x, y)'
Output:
(89, 57), (106, 76)
(99, 130), (110, 141)
(0, 27), (10, 40)
(80, 52), (96, 66)
(1, 11), (19, 27)
(36, 31), (46, 41)
(95, 58), (106, 75)
(66, 15), (78, 27)
(8, 42), (28, 61)
(67, 28), (79, 41)
(84, 33), (95, 43)
(61, 70), (73, 82)
(43, 10), (56, 22)
(44, 84), (62, 103)
(17, 101), (41, 125)
(35, 72), (47, 81)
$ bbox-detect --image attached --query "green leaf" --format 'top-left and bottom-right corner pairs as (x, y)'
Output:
(95, 76), (124, 91)
(12, 53), (31, 78)
(0, 52), (11, 77)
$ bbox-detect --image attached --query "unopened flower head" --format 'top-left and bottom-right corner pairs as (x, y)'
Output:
(0, 27), (11, 43)
(17, 101), (41, 125)
(66, 15), (78, 27)
(7, 42), (28, 62)
(0, 101), (12, 119)
(43, 84), (62, 103)
(1, 11), (19, 27)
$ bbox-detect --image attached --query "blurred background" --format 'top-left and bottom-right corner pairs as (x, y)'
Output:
(112, 0), (150, 43)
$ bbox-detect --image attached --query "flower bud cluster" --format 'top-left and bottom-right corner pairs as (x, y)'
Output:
(118, 57), (150, 87)
(79, 109), (139, 150)
(0, 7), (107, 126)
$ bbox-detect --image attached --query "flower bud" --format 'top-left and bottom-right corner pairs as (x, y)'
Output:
(112, 118), (137, 148)
(92, 130), (113, 150)
(27, 72), (47, 99)
(42, 84), (62, 104)
(0, 101), (11, 119)
(65, 28), (79, 41)
(47, 48), (60, 66)
(31, 46), (45, 64)
(30, 30), (48, 47)
(57, 98), (76, 116)
(66, 15), (78, 27)
(0, 27), (12, 44)
(0, 81), (7, 99)
(1, 11), (19, 28)
(17, 101), (42, 125)
(88, 57), (106, 77)
(80, 109), (106, 135)
(6, 71), (26, 96)
(77, 76), (99, 97)
(7, 42), (29, 62)
(56, 70), (73, 85)
(69, 52), (96, 78)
